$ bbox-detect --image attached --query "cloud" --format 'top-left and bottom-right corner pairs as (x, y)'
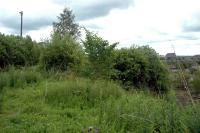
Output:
(0, 0), (63, 34)
(182, 12), (200, 32)
(177, 34), (200, 40)
(0, 0), (134, 34)
(48, 0), (134, 21)
(0, 16), (54, 33)
(79, 21), (103, 30)
(73, 0), (134, 21)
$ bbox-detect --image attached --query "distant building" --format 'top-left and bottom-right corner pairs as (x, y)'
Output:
(165, 53), (176, 60)
(163, 53), (200, 72)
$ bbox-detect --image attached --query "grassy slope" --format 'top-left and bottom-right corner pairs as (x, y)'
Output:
(0, 71), (200, 132)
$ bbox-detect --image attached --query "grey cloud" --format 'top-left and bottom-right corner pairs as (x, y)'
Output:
(50, 0), (134, 21)
(183, 23), (200, 32)
(0, 16), (54, 33)
(177, 34), (200, 40)
(0, 0), (134, 33)
(74, 0), (133, 21)
(182, 13), (200, 32)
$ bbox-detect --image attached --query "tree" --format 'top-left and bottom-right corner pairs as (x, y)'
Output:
(40, 33), (84, 71)
(83, 30), (117, 77)
(53, 8), (80, 40)
(112, 48), (149, 89)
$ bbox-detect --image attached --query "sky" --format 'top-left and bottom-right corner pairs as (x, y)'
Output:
(0, 0), (200, 55)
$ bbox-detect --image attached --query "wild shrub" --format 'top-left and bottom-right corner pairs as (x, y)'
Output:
(40, 33), (84, 71)
(112, 48), (148, 88)
(0, 33), (40, 68)
(112, 46), (169, 92)
(139, 46), (170, 92)
(83, 30), (117, 78)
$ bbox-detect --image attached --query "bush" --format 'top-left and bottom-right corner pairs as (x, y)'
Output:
(83, 30), (117, 78)
(112, 48), (148, 88)
(0, 33), (40, 68)
(40, 33), (84, 71)
(112, 46), (169, 92)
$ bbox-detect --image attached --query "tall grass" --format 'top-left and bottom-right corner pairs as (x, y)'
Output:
(45, 78), (123, 107)
(0, 67), (42, 112)
(0, 67), (42, 89)
(0, 69), (200, 132)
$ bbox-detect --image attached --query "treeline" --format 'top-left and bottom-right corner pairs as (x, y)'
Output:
(0, 31), (169, 93)
(0, 8), (170, 93)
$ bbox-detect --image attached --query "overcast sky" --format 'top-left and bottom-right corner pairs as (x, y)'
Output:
(0, 0), (200, 55)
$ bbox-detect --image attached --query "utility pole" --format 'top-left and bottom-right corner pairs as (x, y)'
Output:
(19, 11), (23, 37)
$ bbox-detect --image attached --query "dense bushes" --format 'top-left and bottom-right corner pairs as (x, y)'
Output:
(82, 32), (169, 92)
(0, 33), (40, 68)
(40, 33), (84, 71)
(112, 46), (169, 92)
(0, 32), (170, 93)
(83, 31), (117, 78)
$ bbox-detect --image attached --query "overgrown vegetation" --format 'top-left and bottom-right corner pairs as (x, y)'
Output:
(112, 46), (169, 92)
(40, 33), (84, 71)
(0, 67), (42, 89)
(0, 7), (199, 132)
(192, 70), (200, 93)
(83, 30), (117, 78)
(0, 75), (200, 132)
(0, 34), (40, 68)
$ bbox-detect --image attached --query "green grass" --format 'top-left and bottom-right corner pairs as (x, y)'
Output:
(0, 67), (42, 89)
(0, 69), (200, 132)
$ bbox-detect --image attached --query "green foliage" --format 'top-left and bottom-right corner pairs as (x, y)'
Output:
(0, 33), (40, 68)
(0, 67), (42, 89)
(83, 30), (117, 78)
(53, 8), (80, 39)
(112, 47), (148, 88)
(0, 76), (200, 132)
(40, 33), (84, 71)
(192, 70), (200, 93)
(100, 94), (199, 133)
(112, 46), (169, 92)
(45, 78), (123, 107)
(0, 67), (42, 112)
(139, 46), (170, 92)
